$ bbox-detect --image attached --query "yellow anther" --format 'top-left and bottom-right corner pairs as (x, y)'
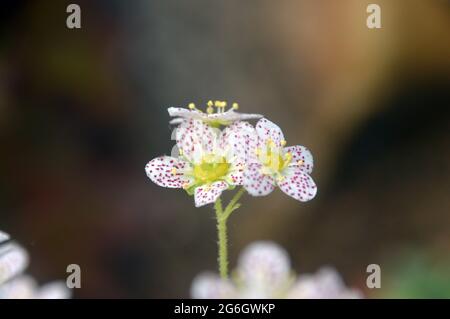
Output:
(281, 140), (287, 146)
(297, 160), (304, 166)
(277, 175), (285, 182)
(188, 103), (196, 110)
(214, 100), (221, 107)
(284, 152), (292, 163)
(232, 102), (239, 110)
(179, 149), (184, 156)
(207, 106), (214, 114)
(171, 168), (177, 175)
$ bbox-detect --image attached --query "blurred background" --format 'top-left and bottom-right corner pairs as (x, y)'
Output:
(0, 0), (449, 298)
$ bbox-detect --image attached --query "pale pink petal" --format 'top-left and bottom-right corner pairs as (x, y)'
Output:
(277, 168), (317, 202)
(287, 267), (362, 299)
(0, 275), (36, 299)
(284, 145), (314, 174)
(194, 181), (228, 207)
(243, 163), (275, 196)
(220, 121), (258, 164)
(0, 243), (29, 285)
(237, 241), (291, 291)
(145, 156), (191, 188)
(176, 119), (217, 161)
(190, 272), (236, 299)
(256, 118), (285, 147)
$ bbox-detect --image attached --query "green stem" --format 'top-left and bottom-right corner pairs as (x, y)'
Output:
(223, 187), (245, 220)
(214, 197), (228, 279)
(214, 187), (246, 279)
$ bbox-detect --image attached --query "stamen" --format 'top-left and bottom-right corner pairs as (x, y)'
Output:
(182, 182), (190, 189)
(188, 103), (196, 110)
(232, 102), (239, 110)
(281, 140), (287, 146)
(267, 138), (275, 148)
(284, 152), (292, 164)
(206, 100), (214, 114)
(171, 168), (177, 175)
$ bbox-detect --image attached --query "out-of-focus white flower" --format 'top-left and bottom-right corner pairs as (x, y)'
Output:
(0, 230), (70, 299)
(0, 242), (29, 285)
(191, 241), (362, 299)
(0, 231), (9, 243)
(243, 118), (317, 202)
(168, 100), (263, 127)
(146, 119), (257, 207)
(0, 275), (70, 299)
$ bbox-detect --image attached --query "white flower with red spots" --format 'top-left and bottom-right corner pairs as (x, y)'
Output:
(0, 231), (70, 299)
(145, 119), (257, 207)
(243, 118), (317, 202)
(191, 241), (362, 299)
(168, 100), (262, 127)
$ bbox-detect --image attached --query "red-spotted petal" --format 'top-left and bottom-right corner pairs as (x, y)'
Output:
(194, 181), (228, 207)
(256, 118), (285, 147)
(243, 163), (275, 196)
(227, 162), (245, 186)
(145, 156), (191, 188)
(284, 145), (314, 174)
(220, 121), (258, 163)
(176, 119), (217, 161)
(277, 168), (317, 202)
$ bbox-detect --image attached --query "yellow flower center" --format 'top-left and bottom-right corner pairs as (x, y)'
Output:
(193, 155), (230, 184)
(257, 139), (292, 180)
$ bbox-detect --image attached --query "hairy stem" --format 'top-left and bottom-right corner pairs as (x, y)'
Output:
(214, 197), (228, 279)
(214, 187), (246, 279)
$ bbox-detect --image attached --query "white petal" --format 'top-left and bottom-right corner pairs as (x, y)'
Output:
(256, 118), (285, 147)
(220, 121), (258, 164)
(237, 241), (291, 291)
(145, 156), (191, 188)
(194, 181), (228, 207)
(226, 162), (245, 186)
(0, 231), (9, 244)
(243, 163), (275, 196)
(284, 145), (314, 174)
(176, 119), (217, 161)
(190, 272), (236, 299)
(0, 243), (29, 285)
(36, 282), (71, 299)
(208, 110), (263, 123)
(278, 168), (317, 202)
(0, 275), (36, 299)
(168, 107), (194, 118)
